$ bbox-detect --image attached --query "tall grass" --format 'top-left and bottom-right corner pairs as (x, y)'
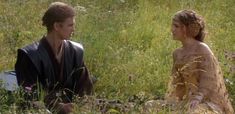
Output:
(0, 0), (235, 113)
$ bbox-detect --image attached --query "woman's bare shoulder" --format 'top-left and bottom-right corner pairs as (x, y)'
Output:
(173, 48), (183, 59)
(196, 42), (213, 55)
(173, 48), (183, 54)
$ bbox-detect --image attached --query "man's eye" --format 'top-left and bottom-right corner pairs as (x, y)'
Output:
(175, 25), (179, 28)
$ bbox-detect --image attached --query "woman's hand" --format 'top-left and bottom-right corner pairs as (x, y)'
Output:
(190, 92), (203, 110)
(189, 99), (200, 109)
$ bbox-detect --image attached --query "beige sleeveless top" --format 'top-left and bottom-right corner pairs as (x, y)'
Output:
(165, 54), (234, 114)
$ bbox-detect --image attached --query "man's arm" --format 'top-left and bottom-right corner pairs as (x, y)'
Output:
(15, 50), (40, 95)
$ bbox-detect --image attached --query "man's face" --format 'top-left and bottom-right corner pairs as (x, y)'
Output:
(57, 17), (75, 40)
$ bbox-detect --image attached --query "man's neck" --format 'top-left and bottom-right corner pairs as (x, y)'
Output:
(45, 33), (63, 55)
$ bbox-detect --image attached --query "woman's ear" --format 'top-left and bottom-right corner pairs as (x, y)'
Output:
(182, 25), (187, 37)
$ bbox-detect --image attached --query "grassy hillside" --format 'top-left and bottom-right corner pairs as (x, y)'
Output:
(0, 0), (235, 113)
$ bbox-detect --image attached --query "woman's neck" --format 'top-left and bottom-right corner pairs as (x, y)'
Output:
(181, 37), (198, 50)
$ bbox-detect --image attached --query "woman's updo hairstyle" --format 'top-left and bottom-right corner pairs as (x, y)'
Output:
(173, 10), (206, 42)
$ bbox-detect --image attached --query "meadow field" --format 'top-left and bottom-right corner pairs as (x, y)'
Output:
(0, 0), (235, 113)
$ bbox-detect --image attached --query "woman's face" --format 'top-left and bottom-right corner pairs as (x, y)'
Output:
(171, 20), (185, 41)
(56, 17), (75, 40)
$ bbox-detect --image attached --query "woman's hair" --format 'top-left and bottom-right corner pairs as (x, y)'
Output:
(173, 10), (205, 42)
(42, 2), (75, 32)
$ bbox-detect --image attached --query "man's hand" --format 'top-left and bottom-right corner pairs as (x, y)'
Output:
(58, 103), (74, 114)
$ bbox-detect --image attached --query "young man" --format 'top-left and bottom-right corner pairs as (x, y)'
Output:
(15, 2), (93, 113)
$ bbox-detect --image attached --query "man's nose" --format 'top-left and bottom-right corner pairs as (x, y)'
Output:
(72, 26), (75, 32)
(171, 27), (174, 33)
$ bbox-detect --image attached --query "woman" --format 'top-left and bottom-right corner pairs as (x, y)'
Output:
(15, 2), (93, 113)
(165, 10), (234, 114)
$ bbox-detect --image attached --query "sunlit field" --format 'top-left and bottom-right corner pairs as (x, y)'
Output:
(0, 0), (235, 113)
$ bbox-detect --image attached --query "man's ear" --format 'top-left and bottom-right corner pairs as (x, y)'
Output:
(53, 22), (61, 31)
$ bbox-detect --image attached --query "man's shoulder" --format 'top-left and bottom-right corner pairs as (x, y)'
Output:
(16, 41), (42, 73)
(65, 40), (84, 52)
(66, 40), (83, 49)
(20, 41), (40, 53)
(65, 40), (84, 65)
